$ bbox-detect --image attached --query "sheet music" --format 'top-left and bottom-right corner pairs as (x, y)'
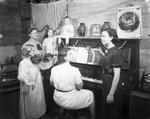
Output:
(76, 47), (88, 63)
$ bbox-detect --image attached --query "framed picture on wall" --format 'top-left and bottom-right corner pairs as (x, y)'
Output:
(117, 6), (142, 38)
(90, 24), (101, 37)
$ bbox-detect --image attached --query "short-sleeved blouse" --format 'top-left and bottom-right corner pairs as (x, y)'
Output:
(102, 47), (123, 74)
(102, 47), (123, 90)
(50, 62), (94, 109)
(50, 62), (82, 91)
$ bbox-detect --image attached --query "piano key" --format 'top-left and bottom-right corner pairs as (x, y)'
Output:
(82, 76), (103, 84)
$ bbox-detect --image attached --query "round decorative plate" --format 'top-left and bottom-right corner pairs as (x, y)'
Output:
(118, 12), (140, 32)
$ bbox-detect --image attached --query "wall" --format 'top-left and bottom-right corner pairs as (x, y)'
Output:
(0, 0), (149, 77)
(68, 0), (150, 79)
(0, 0), (22, 64)
(0, 0), (22, 45)
(0, 45), (21, 64)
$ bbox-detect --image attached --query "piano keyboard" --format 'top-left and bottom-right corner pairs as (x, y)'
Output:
(82, 76), (103, 84)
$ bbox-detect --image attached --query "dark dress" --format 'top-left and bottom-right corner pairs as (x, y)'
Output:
(101, 47), (123, 119)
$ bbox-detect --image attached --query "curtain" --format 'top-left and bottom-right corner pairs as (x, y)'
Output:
(31, 0), (66, 30)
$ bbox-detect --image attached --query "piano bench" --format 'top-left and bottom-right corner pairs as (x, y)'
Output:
(58, 108), (90, 119)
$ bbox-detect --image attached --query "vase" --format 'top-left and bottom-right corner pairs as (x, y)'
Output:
(78, 23), (86, 37)
(101, 22), (111, 31)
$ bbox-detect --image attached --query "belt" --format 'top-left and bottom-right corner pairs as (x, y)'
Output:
(55, 88), (74, 92)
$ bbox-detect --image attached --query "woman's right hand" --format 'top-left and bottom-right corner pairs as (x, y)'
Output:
(24, 80), (35, 87)
(106, 93), (114, 104)
(75, 82), (83, 90)
(30, 82), (36, 90)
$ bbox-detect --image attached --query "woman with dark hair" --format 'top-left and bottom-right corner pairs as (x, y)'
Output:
(100, 28), (123, 119)
(22, 27), (44, 58)
(50, 48), (95, 119)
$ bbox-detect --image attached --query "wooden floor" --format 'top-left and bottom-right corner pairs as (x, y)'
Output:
(0, 78), (129, 119)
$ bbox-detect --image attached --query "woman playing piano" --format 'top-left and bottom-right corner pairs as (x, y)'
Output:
(100, 28), (123, 119)
(50, 48), (95, 119)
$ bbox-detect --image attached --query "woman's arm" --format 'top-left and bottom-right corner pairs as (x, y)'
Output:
(50, 69), (54, 86)
(18, 62), (32, 86)
(42, 39), (47, 52)
(50, 80), (54, 86)
(75, 81), (83, 91)
(74, 68), (83, 90)
(109, 67), (121, 95)
(107, 67), (121, 103)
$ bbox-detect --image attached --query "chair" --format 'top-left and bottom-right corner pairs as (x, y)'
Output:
(129, 91), (150, 119)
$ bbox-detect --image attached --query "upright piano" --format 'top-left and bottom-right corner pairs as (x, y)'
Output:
(69, 37), (140, 96)
(69, 37), (140, 117)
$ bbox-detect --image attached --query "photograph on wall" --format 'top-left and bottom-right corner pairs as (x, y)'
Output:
(90, 24), (101, 37)
(117, 6), (142, 38)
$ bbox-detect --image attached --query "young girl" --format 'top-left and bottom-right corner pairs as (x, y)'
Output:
(43, 28), (58, 55)
(58, 16), (74, 47)
(18, 44), (46, 119)
(40, 28), (58, 78)
(100, 28), (123, 119)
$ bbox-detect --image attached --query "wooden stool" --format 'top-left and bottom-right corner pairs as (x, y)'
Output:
(59, 108), (90, 119)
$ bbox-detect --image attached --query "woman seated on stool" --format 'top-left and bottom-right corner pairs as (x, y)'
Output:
(50, 48), (95, 119)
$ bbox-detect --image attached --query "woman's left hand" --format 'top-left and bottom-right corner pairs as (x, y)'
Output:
(106, 93), (114, 103)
